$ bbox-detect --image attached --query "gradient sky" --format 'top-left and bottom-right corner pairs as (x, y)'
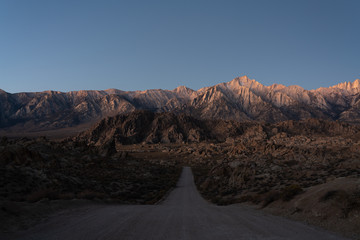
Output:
(0, 0), (359, 93)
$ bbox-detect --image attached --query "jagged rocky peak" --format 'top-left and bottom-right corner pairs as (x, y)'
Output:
(43, 90), (62, 94)
(280, 85), (306, 97)
(330, 79), (360, 93)
(173, 85), (194, 92)
(220, 76), (266, 96)
(0, 89), (8, 95)
(206, 76), (257, 94)
(67, 89), (107, 99)
(233, 76), (264, 88)
(104, 88), (125, 95)
(269, 83), (287, 91)
(172, 86), (196, 99)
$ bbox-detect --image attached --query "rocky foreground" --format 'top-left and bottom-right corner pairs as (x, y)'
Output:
(76, 111), (360, 238)
(1, 111), (360, 238)
(0, 137), (181, 232)
(184, 122), (360, 239)
(2, 167), (348, 240)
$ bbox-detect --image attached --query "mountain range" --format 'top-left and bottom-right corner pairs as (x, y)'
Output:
(1, 76), (360, 134)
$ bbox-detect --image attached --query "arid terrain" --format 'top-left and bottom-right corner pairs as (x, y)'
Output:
(0, 110), (359, 239)
(0, 135), (181, 233)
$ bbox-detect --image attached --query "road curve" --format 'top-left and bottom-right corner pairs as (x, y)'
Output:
(2, 167), (349, 240)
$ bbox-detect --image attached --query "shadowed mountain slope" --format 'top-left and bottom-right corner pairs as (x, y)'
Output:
(76, 111), (359, 146)
(76, 111), (248, 145)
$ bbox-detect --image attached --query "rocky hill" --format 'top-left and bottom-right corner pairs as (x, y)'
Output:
(77, 110), (359, 146)
(76, 111), (254, 146)
(1, 76), (360, 134)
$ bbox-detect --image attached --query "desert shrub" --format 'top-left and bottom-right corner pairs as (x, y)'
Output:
(221, 188), (237, 196)
(58, 192), (75, 200)
(281, 184), (303, 201)
(320, 189), (360, 218)
(262, 190), (281, 207)
(342, 191), (360, 218)
(77, 190), (106, 200)
(236, 195), (257, 203)
(26, 189), (58, 203)
(320, 190), (340, 202)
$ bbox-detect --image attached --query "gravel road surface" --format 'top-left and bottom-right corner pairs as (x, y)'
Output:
(2, 167), (349, 240)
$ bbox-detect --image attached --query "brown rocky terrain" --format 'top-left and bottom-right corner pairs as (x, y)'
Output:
(0, 136), (181, 232)
(2, 76), (360, 135)
(186, 120), (360, 239)
(75, 110), (257, 146)
(75, 111), (360, 238)
(1, 110), (360, 238)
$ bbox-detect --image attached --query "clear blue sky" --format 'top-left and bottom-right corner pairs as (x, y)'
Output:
(0, 0), (359, 93)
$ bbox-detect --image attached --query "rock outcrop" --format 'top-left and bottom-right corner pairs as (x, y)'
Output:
(77, 111), (360, 147)
(77, 111), (213, 145)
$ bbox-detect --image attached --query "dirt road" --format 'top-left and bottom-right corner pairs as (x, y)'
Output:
(2, 167), (349, 240)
